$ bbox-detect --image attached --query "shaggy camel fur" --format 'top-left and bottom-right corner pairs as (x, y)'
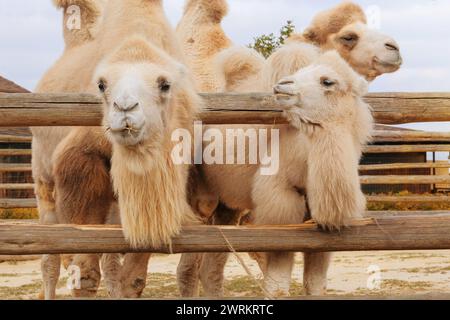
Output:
(177, 1), (401, 297)
(200, 51), (373, 296)
(96, 36), (200, 248)
(175, 0), (265, 297)
(176, 0), (232, 92)
(33, 0), (183, 299)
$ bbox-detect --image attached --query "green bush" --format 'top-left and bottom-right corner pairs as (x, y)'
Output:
(249, 21), (295, 58)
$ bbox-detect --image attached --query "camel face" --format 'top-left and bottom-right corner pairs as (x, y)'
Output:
(331, 22), (403, 81)
(97, 63), (177, 146)
(274, 51), (368, 128)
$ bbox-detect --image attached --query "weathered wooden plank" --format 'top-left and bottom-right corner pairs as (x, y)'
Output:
(0, 149), (31, 156)
(0, 134), (32, 143)
(373, 130), (450, 143)
(367, 196), (450, 203)
(1, 214), (450, 255)
(361, 175), (450, 185)
(360, 163), (450, 171)
(0, 92), (450, 126)
(365, 145), (450, 153)
(0, 164), (32, 172)
(0, 198), (37, 208)
(0, 183), (35, 190)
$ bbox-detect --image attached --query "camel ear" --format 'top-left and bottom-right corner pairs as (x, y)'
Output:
(302, 28), (319, 44)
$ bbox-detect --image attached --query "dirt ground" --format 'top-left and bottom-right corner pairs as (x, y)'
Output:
(0, 250), (449, 299)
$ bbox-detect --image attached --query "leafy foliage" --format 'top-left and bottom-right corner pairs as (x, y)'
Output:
(249, 21), (295, 58)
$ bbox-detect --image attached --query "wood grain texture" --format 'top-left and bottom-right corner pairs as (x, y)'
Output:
(360, 163), (450, 171)
(364, 145), (450, 153)
(0, 164), (32, 172)
(1, 92), (450, 126)
(1, 214), (450, 255)
(0, 198), (37, 208)
(360, 175), (450, 185)
(367, 196), (450, 203)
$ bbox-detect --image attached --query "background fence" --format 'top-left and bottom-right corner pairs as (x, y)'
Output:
(0, 92), (449, 256)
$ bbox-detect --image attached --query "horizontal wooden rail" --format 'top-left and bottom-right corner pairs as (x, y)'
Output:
(1, 92), (450, 126)
(0, 134), (32, 143)
(360, 163), (450, 171)
(365, 145), (450, 153)
(361, 175), (450, 185)
(373, 130), (450, 143)
(2, 214), (450, 255)
(367, 196), (450, 203)
(0, 198), (37, 208)
(0, 149), (31, 156)
(0, 130), (449, 145)
(1, 194), (448, 208)
(1, 175), (448, 192)
(0, 183), (35, 190)
(0, 164), (32, 172)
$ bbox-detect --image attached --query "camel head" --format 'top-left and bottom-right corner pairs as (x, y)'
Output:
(274, 50), (370, 130)
(297, 2), (402, 81)
(95, 37), (198, 147)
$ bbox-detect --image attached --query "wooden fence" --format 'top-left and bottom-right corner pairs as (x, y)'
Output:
(0, 92), (449, 256)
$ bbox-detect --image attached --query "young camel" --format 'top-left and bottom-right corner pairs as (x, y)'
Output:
(200, 50), (373, 296)
(34, 0), (184, 299)
(176, 1), (402, 297)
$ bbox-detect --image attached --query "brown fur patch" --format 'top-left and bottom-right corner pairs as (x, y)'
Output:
(300, 2), (367, 45)
(53, 128), (114, 225)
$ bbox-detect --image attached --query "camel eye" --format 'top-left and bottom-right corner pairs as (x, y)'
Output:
(158, 78), (171, 93)
(98, 79), (107, 93)
(321, 77), (336, 88)
(340, 33), (358, 48)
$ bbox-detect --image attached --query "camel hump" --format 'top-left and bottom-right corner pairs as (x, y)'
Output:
(53, 0), (105, 48)
(214, 46), (265, 92)
(183, 0), (229, 23)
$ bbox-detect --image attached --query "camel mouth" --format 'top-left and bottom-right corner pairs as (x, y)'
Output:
(373, 56), (403, 70)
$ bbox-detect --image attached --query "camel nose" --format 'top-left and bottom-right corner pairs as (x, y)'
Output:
(385, 41), (399, 51)
(113, 99), (139, 112)
(274, 78), (296, 95)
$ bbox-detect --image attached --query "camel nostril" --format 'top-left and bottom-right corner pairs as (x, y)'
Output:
(385, 42), (399, 51)
(278, 80), (295, 86)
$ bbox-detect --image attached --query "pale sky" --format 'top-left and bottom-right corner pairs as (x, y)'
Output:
(0, 0), (449, 137)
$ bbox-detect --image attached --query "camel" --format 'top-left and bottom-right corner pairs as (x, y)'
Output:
(33, 0), (185, 299)
(176, 1), (402, 297)
(95, 36), (200, 249)
(176, 0), (232, 92)
(199, 50), (373, 296)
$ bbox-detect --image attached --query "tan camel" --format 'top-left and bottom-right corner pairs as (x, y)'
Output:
(175, 0), (265, 297)
(95, 36), (200, 249)
(199, 51), (373, 296)
(176, 1), (402, 297)
(176, 0), (232, 92)
(33, 0), (184, 299)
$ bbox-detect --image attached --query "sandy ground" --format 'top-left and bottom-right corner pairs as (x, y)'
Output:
(1, 250), (449, 299)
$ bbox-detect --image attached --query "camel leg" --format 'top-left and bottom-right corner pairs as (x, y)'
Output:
(303, 252), (332, 296)
(177, 253), (202, 297)
(35, 180), (61, 300)
(101, 203), (123, 298)
(53, 135), (114, 298)
(199, 204), (241, 297)
(252, 177), (307, 297)
(120, 253), (151, 298)
(263, 252), (295, 296)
